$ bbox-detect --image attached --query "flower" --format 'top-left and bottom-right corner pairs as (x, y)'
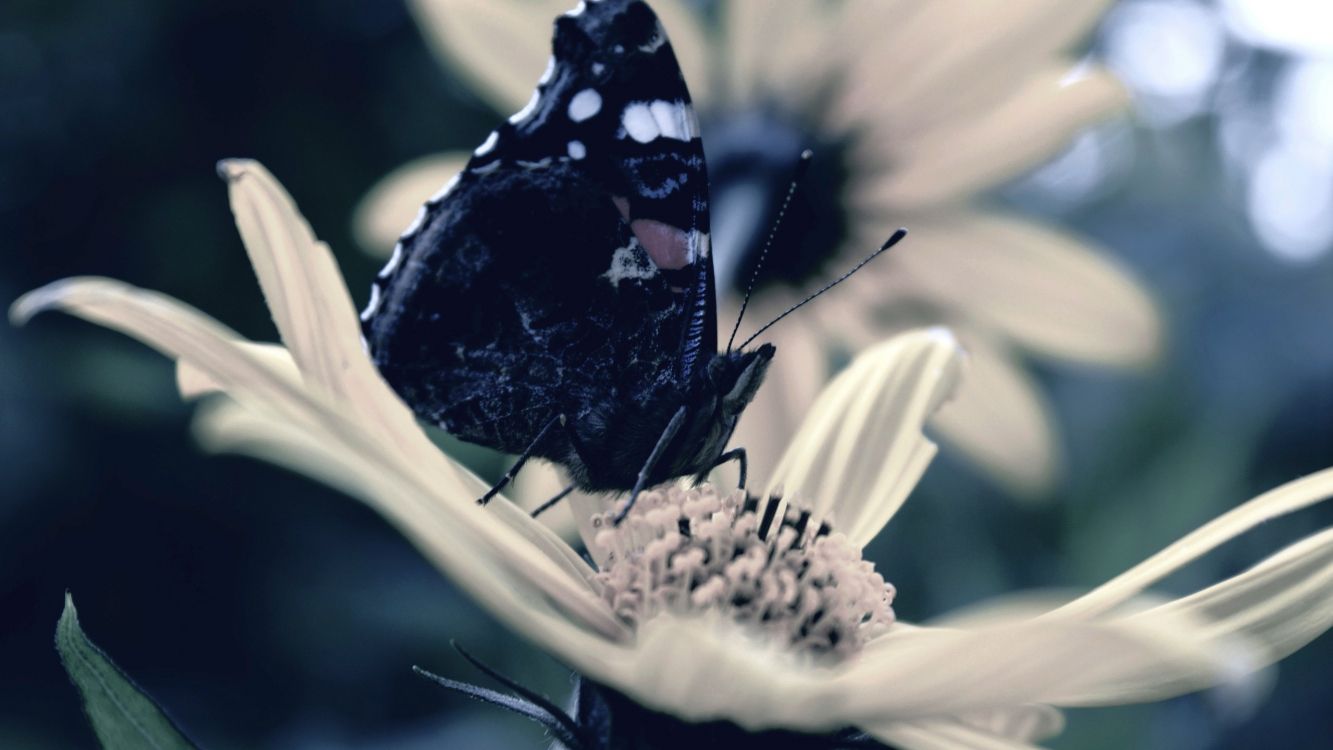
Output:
(354, 0), (1160, 497)
(15, 162), (1333, 748)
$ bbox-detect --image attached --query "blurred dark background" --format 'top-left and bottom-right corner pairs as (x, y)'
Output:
(1, 0), (1330, 748)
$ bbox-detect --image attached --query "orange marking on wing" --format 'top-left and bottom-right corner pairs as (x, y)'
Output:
(632, 218), (690, 270)
(611, 194), (691, 271)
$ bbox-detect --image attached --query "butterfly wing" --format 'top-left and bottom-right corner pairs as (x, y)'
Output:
(361, 0), (715, 457)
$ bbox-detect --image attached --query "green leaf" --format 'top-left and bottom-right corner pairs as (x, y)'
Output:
(54, 593), (200, 750)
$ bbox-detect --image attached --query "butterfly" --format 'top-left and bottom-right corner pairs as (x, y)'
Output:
(360, 0), (774, 520)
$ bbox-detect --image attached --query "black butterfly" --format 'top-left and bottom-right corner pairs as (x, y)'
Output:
(361, 0), (773, 519)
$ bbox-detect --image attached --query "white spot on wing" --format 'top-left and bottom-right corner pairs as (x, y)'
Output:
(428, 174), (460, 204)
(474, 131), (499, 157)
(602, 239), (657, 286)
(539, 57), (556, 85)
(402, 206), (428, 237)
(379, 243), (403, 278)
(360, 283), (382, 321)
(687, 230), (710, 261)
(621, 101), (696, 143)
(472, 161), (501, 175)
(516, 305), (536, 335)
(621, 102), (658, 143)
(568, 89), (602, 122)
(591, 62), (605, 76)
(567, 140), (586, 159)
(649, 100), (695, 141)
(509, 90), (540, 124)
(640, 23), (666, 53)
(565, 1), (586, 17)
(517, 157), (552, 170)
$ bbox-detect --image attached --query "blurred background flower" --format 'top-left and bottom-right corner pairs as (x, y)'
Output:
(355, 0), (1158, 499)
(2, 0), (1332, 748)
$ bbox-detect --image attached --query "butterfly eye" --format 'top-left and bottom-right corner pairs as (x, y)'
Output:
(705, 357), (727, 386)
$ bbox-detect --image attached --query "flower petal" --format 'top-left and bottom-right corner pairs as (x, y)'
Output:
(1131, 527), (1333, 667)
(721, 0), (768, 107)
(766, 328), (966, 547)
(732, 252), (1063, 498)
(867, 64), (1128, 208)
(904, 530), (1333, 707)
(832, 0), (1115, 137)
(224, 163), (619, 624)
(194, 397), (610, 626)
(411, 0), (568, 113)
(592, 612), (845, 732)
(12, 278), (312, 427)
(218, 160), (437, 464)
(176, 341), (299, 399)
(956, 705), (1065, 743)
(720, 0), (827, 108)
(12, 276), (623, 641)
(739, 0), (837, 111)
(870, 718), (1048, 750)
(839, 616), (1230, 720)
(874, 704), (1065, 745)
(927, 331), (1061, 498)
(219, 160), (368, 393)
(220, 390), (619, 641)
(869, 212), (1160, 367)
(1051, 468), (1333, 619)
(353, 153), (470, 256)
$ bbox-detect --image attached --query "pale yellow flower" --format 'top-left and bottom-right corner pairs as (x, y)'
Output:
(355, 0), (1158, 498)
(15, 162), (1330, 748)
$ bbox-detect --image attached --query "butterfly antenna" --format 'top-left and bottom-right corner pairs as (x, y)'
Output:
(726, 149), (814, 353)
(737, 228), (907, 351)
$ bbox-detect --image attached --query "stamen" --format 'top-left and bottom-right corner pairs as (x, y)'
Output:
(758, 494), (781, 540)
(593, 484), (895, 658)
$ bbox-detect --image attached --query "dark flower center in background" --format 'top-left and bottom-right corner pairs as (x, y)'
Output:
(703, 107), (854, 295)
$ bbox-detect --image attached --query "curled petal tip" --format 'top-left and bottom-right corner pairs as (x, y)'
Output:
(1059, 57), (1097, 87)
(917, 327), (969, 392)
(215, 158), (258, 182)
(923, 325), (960, 350)
(9, 280), (70, 327)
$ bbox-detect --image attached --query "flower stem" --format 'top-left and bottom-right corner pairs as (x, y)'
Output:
(570, 678), (894, 750)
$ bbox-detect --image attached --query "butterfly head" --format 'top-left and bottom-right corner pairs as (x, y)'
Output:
(705, 343), (776, 419)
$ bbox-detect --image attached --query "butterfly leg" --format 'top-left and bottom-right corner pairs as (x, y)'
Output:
(478, 414), (564, 506)
(703, 448), (747, 489)
(525, 417), (595, 517)
(612, 405), (689, 525)
(529, 483), (576, 518)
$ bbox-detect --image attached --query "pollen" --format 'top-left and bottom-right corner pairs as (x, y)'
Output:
(592, 484), (895, 658)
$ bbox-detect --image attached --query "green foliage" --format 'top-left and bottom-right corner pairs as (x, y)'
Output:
(54, 594), (200, 750)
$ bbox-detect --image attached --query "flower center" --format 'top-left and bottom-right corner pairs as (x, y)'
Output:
(703, 106), (854, 295)
(592, 484), (895, 658)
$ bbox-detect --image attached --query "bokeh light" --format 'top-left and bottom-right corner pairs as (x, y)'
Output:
(1103, 0), (1228, 127)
